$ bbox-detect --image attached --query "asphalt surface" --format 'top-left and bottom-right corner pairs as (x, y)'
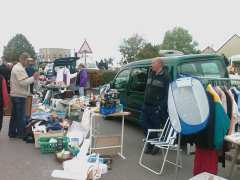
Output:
(0, 116), (239, 180)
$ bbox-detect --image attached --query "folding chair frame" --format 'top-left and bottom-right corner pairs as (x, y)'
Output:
(139, 119), (182, 176)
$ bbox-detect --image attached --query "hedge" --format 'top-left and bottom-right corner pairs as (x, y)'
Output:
(87, 69), (118, 88)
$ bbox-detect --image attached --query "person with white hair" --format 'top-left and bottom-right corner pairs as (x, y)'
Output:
(8, 52), (39, 139)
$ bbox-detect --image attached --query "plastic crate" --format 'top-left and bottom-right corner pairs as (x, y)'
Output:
(100, 106), (116, 115)
(33, 130), (64, 148)
(38, 136), (69, 154)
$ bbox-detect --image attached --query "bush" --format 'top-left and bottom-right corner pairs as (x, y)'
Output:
(99, 70), (118, 85)
(87, 69), (118, 88)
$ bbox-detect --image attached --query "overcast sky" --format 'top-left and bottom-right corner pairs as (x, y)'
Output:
(0, 0), (240, 61)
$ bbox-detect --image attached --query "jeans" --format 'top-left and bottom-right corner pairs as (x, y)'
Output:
(8, 97), (26, 138)
(0, 106), (3, 131)
(140, 104), (167, 139)
(79, 87), (85, 97)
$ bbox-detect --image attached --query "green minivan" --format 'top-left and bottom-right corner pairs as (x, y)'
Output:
(110, 54), (229, 123)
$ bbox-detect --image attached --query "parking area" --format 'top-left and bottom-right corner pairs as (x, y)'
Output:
(0, 117), (239, 180)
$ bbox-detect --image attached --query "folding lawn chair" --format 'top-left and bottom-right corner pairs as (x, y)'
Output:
(139, 118), (182, 175)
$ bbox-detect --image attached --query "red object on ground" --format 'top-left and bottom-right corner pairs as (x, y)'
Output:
(1, 78), (9, 108)
(193, 147), (218, 176)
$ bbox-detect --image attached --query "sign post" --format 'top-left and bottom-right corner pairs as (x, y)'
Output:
(78, 40), (93, 66)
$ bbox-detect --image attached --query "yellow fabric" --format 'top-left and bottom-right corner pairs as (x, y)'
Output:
(206, 84), (222, 103)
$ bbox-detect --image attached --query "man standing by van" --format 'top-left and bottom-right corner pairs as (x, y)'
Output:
(141, 57), (170, 154)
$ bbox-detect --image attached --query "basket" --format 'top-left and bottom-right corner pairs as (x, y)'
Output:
(33, 130), (64, 148)
(38, 136), (69, 154)
(100, 106), (116, 115)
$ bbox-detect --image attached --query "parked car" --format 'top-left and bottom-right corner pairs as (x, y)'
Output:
(44, 63), (54, 77)
(109, 54), (229, 123)
(53, 57), (79, 75)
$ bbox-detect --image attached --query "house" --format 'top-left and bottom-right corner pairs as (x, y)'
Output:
(38, 48), (71, 62)
(217, 34), (240, 58)
(202, 46), (215, 54)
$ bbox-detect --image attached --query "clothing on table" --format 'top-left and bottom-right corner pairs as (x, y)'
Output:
(10, 62), (34, 98)
(207, 84), (230, 150)
(56, 67), (71, 86)
(0, 75), (9, 131)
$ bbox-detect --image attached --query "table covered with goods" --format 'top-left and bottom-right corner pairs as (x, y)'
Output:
(25, 80), (129, 180)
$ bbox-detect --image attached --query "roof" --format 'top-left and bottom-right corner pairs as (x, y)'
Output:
(122, 54), (222, 68)
(202, 46), (216, 53)
(217, 34), (240, 52)
(54, 57), (79, 63)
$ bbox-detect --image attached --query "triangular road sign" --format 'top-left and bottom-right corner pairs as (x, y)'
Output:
(78, 40), (93, 54)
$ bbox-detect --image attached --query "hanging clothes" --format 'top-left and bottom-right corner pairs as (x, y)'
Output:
(222, 87), (232, 120)
(56, 67), (71, 86)
(195, 91), (215, 149)
(0, 75), (9, 131)
(207, 84), (230, 150)
(193, 147), (218, 175)
(215, 87), (227, 113)
(228, 90), (239, 134)
(231, 87), (240, 111)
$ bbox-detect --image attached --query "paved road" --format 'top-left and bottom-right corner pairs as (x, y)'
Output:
(0, 117), (239, 180)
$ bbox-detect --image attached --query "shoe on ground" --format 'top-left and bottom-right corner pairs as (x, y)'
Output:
(144, 144), (154, 154)
(151, 146), (160, 155)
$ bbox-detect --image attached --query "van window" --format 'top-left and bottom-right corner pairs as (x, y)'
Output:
(129, 67), (148, 92)
(113, 69), (130, 89)
(200, 61), (225, 78)
(177, 63), (200, 76)
(177, 60), (227, 78)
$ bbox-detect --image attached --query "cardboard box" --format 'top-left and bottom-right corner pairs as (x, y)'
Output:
(4, 95), (32, 117)
(93, 135), (121, 156)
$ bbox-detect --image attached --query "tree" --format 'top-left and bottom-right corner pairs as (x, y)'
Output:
(96, 57), (114, 70)
(161, 27), (200, 54)
(3, 34), (36, 63)
(119, 34), (146, 64)
(136, 43), (160, 60)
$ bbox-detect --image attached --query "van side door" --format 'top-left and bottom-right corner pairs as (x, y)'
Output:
(112, 68), (131, 108)
(126, 67), (149, 117)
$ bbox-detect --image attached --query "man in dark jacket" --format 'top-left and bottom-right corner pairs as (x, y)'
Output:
(141, 57), (170, 154)
(25, 58), (36, 94)
(0, 56), (11, 93)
